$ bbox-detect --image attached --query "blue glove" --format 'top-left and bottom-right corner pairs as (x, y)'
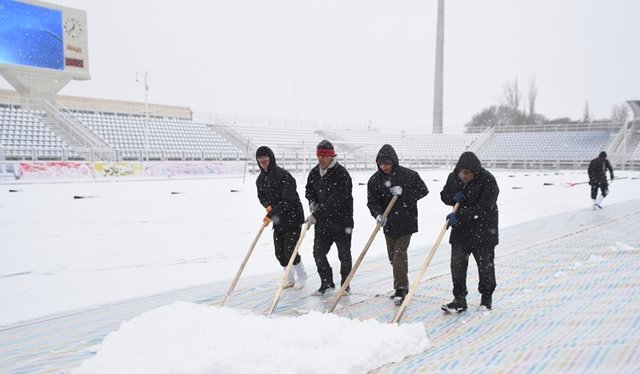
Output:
(446, 212), (458, 226)
(376, 214), (387, 227)
(453, 191), (465, 203)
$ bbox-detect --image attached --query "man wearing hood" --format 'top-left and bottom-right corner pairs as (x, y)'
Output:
(367, 144), (429, 305)
(305, 140), (354, 296)
(440, 151), (499, 312)
(255, 146), (308, 289)
(588, 151), (614, 209)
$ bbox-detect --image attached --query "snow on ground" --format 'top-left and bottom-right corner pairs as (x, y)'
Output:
(71, 302), (430, 374)
(1, 168), (638, 373)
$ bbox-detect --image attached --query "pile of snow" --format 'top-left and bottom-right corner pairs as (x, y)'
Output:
(72, 301), (430, 374)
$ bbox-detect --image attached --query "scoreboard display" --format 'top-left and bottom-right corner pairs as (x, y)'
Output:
(0, 0), (89, 79)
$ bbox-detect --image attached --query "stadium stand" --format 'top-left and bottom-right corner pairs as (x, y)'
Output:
(481, 130), (615, 162)
(473, 122), (626, 169)
(73, 111), (240, 160)
(624, 101), (640, 166)
(0, 104), (69, 160)
(215, 114), (480, 170)
(1, 88), (638, 171)
(225, 118), (324, 156)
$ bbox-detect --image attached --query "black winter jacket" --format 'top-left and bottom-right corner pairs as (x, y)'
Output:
(255, 146), (305, 232)
(440, 151), (499, 247)
(305, 161), (354, 236)
(367, 144), (429, 239)
(587, 156), (614, 186)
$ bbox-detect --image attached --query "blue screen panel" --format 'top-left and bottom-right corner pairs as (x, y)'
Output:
(0, 0), (64, 70)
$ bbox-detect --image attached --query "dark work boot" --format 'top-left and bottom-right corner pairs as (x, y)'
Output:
(393, 288), (407, 306)
(312, 282), (335, 296)
(481, 294), (492, 310)
(441, 297), (467, 313)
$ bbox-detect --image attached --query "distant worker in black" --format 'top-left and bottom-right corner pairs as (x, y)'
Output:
(440, 151), (499, 312)
(367, 144), (429, 305)
(255, 146), (308, 289)
(588, 151), (614, 210)
(305, 140), (354, 296)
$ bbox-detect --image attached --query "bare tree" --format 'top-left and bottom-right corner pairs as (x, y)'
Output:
(502, 78), (520, 112)
(464, 105), (527, 132)
(610, 103), (629, 123)
(527, 77), (537, 124)
(499, 78), (524, 126)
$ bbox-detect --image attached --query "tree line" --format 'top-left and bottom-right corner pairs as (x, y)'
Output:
(464, 77), (629, 133)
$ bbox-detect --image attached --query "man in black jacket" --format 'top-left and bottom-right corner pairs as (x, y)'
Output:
(367, 144), (428, 305)
(256, 146), (308, 289)
(588, 151), (614, 210)
(440, 151), (499, 312)
(305, 140), (354, 295)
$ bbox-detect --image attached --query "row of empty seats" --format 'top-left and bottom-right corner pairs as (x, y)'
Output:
(481, 130), (615, 161)
(230, 122), (479, 161)
(0, 105), (67, 149)
(2, 103), (634, 167)
(320, 129), (479, 158)
(73, 111), (241, 158)
(231, 124), (324, 155)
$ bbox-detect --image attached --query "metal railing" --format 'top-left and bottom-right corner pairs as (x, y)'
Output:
(42, 100), (112, 149)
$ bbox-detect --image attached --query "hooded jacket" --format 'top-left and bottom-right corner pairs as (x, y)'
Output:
(587, 152), (614, 185)
(255, 146), (304, 232)
(367, 144), (429, 238)
(440, 151), (499, 246)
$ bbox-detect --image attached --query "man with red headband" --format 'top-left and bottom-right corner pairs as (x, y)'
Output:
(305, 140), (354, 295)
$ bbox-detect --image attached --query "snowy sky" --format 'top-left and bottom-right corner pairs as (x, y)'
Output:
(2, 0), (639, 132)
(1, 168), (639, 372)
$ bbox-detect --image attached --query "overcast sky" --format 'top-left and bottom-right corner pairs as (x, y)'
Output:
(3, 0), (639, 133)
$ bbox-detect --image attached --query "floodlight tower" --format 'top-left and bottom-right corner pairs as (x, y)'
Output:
(432, 0), (445, 134)
(136, 71), (150, 161)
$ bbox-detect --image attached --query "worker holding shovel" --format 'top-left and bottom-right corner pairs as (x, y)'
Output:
(440, 151), (499, 312)
(256, 146), (308, 289)
(367, 144), (429, 305)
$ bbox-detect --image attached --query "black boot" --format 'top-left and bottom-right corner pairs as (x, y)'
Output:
(441, 297), (467, 312)
(312, 282), (335, 296)
(393, 288), (406, 306)
(481, 294), (492, 310)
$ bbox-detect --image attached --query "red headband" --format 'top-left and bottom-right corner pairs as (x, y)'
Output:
(316, 148), (336, 157)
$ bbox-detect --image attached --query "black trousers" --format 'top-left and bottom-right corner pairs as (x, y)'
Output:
(273, 229), (301, 267)
(450, 243), (496, 299)
(312, 230), (352, 287)
(590, 182), (609, 200)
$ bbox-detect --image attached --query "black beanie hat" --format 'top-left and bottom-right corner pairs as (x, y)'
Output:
(599, 151), (607, 158)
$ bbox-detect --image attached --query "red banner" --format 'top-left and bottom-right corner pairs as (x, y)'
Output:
(19, 162), (94, 180)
